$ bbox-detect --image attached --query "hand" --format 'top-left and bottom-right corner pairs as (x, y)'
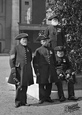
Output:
(66, 74), (70, 79)
(13, 77), (19, 85)
(17, 84), (22, 90)
(72, 72), (75, 75)
(36, 73), (40, 77)
(56, 69), (62, 75)
(11, 67), (16, 74)
(16, 82), (20, 86)
(59, 74), (63, 77)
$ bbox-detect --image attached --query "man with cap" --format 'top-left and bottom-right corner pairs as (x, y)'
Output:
(33, 34), (58, 104)
(44, 14), (66, 49)
(54, 46), (78, 102)
(8, 33), (34, 108)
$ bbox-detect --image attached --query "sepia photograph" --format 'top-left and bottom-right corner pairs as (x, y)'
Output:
(0, 0), (82, 115)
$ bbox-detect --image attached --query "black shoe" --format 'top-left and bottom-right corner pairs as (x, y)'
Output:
(15, 102), (27, 108)
(15, 103), (21, 108)
(60, 97), (66, 102)
(26, 103), (31, 106)
(68, 96), (79, 101)
(38, 100), (45, 104)
(46, 98), (54, 103)
(21, 103), (26, 106)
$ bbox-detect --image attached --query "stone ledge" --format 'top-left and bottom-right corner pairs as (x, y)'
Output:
(0, 53), (9, 56)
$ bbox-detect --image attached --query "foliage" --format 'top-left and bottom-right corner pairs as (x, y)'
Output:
(45, 0), (82, 74)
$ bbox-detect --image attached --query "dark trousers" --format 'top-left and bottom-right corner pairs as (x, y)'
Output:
(15, 85), (28, 105)
(68, 81), (74, 98)
(56, 79), (75, 99)
(39, 83), (52, 101)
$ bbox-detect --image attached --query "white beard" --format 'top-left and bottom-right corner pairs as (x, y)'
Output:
(57, 52), (64, 57)
(51, 20), (58, 26)
(20, 41), (27, 46)
(22, 43), (27, 46)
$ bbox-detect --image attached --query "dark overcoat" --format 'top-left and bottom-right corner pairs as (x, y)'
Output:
(33, 46), (58, 84)
(55, 54), (76, 83)
(8, 44), (34, 86)
(44, 25), (66, 49)
(55, 55), (72, 72)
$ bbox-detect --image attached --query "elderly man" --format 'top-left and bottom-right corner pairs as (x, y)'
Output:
(33, 34), (58, 104)
(54, 46), (78, 102)
(8, 33), (34, 108)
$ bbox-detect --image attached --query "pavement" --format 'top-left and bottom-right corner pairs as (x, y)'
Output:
(0, 55), (82, 115)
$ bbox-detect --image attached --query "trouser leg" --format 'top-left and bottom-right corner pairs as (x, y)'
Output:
(45, 83), (52, 99)
(39, 84), (46, 101)
(15, 85), (21, 105)
(56, 80), (64, 99)
(68, 80), (74, 98)
(21, 86), (28, 104)
(15, 85), (28, 105)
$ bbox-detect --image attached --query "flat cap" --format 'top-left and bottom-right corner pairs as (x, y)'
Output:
(54, 46), (64, 51)
(15, 33), (29, 40)
(48, 14), (59, 20)
(36, 35), (49, 41)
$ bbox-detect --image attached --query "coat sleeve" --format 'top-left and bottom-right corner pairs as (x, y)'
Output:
(33, 50), (40, 75)
(65, 56), (72, 72)
(9, 46), (17, 69)
(28, 47), (32, 61)
(52, 49), (57, 66)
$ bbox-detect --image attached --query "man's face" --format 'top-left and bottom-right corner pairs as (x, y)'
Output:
(57, 51), (64, 57)
(20, 38), (28, 46)
(40, 39), (50, 47)
(40, 40), (46, 46)
(51, 18), (58, 26)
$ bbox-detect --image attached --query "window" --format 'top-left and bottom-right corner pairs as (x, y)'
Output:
(25, 1), (29, 5)
(19, 0), (32, 24)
